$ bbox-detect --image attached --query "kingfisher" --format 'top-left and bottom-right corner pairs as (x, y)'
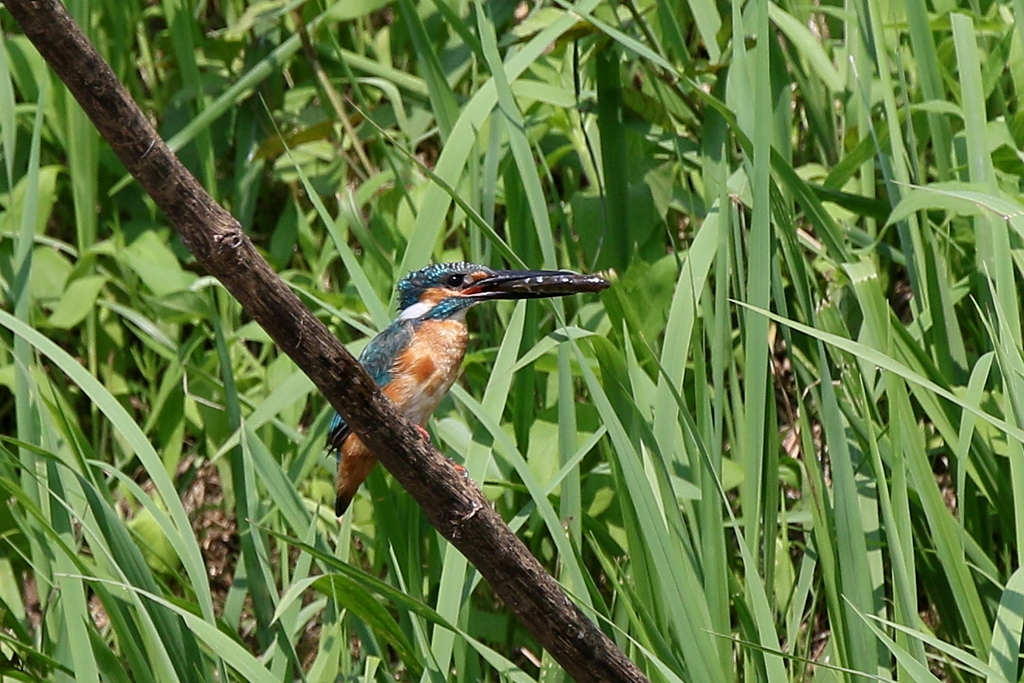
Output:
(328, 261), (609, 516)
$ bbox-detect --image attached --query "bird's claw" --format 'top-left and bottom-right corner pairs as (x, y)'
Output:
(448, 458), (469, 479)
(412, 425), (465, 477)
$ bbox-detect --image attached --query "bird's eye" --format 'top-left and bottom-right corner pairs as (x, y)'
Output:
(445, 274), (465, 287)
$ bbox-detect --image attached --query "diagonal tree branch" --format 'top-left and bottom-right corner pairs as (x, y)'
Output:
(2, 0), (650, 680)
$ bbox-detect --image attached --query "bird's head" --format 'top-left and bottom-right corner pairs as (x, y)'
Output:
(396, 262), (609, 321)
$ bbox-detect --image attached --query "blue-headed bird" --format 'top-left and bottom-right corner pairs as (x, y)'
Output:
(327, 262), (609, 516)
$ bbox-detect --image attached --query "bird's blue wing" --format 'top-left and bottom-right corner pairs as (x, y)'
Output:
(326, 319), (415, 452)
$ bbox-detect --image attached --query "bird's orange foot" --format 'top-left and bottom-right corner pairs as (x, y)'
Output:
(448, 458), (468, 478)
(415, 424), (431, 441)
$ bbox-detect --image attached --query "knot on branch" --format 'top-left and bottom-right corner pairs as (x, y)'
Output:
(209, 223), (252, 273)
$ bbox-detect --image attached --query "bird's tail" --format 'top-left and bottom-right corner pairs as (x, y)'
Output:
(335, 436), (378, 517)
(335, 491), (354, 517)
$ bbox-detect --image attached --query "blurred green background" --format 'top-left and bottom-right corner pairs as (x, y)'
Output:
(2, 0), (1024, 681)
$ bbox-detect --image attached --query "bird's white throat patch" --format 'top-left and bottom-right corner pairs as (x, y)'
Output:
(399, 301), (433, 320)
(398, 300), (470, 321)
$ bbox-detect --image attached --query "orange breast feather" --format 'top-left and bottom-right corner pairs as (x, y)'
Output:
(384, 320), (468, 426)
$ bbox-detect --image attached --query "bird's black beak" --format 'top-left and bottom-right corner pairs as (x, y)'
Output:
(461, 269), (610, 301)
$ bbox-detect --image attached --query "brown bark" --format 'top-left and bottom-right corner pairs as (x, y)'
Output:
(2, 1), (650, 681)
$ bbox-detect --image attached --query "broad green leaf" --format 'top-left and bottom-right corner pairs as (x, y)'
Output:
(47, 274), (106, 328)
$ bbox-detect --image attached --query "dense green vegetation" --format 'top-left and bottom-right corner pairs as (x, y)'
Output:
(2, 0), (1024, 680)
